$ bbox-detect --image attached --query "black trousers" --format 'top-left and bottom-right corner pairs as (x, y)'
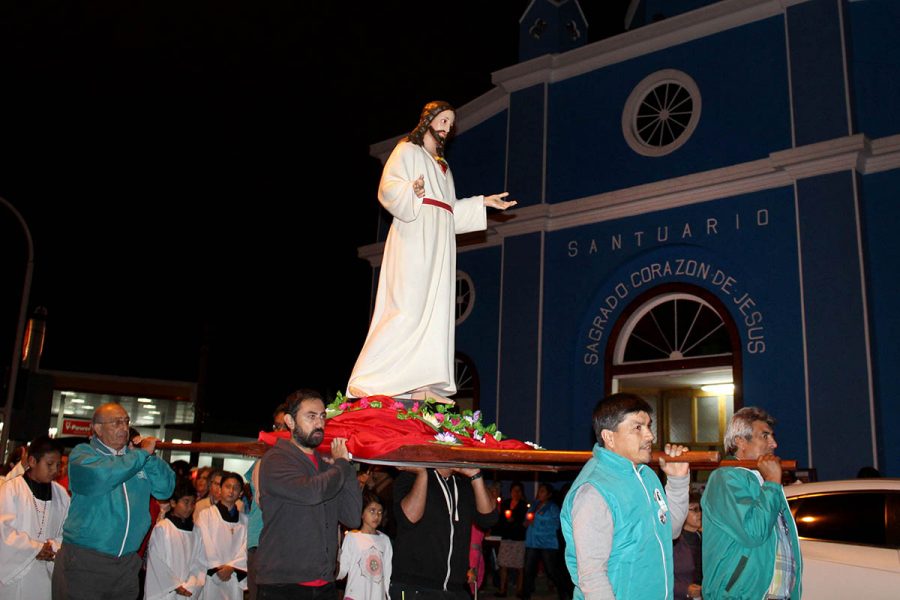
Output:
(390, 582), (471, 600)
(258, 581), (338, 600)
(520, 547), (571, 600)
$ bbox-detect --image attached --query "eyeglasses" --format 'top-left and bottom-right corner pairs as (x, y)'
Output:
(97, 417), (131, 428)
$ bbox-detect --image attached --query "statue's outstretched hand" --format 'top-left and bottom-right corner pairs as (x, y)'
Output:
(484, 192), (516, 210)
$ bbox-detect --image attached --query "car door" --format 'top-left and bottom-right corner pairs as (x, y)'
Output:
(787, 489), (900, 599)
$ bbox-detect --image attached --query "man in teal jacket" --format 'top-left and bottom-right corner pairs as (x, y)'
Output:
(702, 407), (802, 600)
(561, 393), (690, 600)
(52, 402), (175, 599)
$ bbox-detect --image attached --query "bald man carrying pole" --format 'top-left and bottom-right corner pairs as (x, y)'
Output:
(52, 402), (175, 600)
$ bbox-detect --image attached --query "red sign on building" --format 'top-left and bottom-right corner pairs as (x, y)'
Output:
(61, 418), (92, 437)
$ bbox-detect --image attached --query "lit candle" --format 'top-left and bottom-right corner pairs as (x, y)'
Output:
(504, 509), (512, 520)
(526, 512), (534, 522)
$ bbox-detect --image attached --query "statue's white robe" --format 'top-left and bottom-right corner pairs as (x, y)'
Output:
(348, 141), (486, 398)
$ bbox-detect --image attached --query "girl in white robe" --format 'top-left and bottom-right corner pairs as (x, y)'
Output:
(337, 492), (393, 600)
(144, 479), (206, 600)
(0, 436), (70, 600)
(195, 472), (247, 600)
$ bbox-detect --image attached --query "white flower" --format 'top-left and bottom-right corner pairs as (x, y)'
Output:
(434, 432), (460, 444)
(473, 431), (485, 443)
(421, 413), (441, 429)
(524, 441), (545, 450)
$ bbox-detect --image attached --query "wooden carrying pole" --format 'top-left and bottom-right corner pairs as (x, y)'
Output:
(155, 441), (796, 473)
(156, 440), (268, 458)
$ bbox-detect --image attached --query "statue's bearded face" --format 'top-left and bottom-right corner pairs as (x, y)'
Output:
(408, 101), (455, 154)
(426, 109), (455, 152)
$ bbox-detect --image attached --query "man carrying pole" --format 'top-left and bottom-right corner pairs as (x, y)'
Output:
(701, 407), (802, 600)
(560, 392), (690, 600)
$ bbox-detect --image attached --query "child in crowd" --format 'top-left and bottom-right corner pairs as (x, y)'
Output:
(145, 478), (206, 599)
(337, 490), (393, 600)
(673, 490), (704, 600)
(194, 468), (223, 519)
(196, 471), (248, 600)
(0, 435), (70, 599)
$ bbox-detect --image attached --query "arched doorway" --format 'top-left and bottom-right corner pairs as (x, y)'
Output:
(605, 283), (742, 453)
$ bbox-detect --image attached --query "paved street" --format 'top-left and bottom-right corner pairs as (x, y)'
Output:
(476, 569), (567, 600)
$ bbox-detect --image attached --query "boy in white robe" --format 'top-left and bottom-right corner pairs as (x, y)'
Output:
(195, 471), (248, 600)
(0, 436), (70, 600)
(145, 479), (206, 599)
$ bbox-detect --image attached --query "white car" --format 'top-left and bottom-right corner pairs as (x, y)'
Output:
(783, 478), (900, 599)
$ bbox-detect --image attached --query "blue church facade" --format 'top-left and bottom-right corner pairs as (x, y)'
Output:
(361, 0), (900, 480)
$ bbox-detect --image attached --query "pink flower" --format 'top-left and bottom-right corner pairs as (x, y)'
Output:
(358, 398), (370, 409)
(339, 403), (351, 411)
(451, 418), (460, 426)
(434, 413), (445, 423)
(390, 401), (406, 410)
(411, 402), (420, 412)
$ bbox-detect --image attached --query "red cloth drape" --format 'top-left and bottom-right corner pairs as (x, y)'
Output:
(257, 402), (531, 458)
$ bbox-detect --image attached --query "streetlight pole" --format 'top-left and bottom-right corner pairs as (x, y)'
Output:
(0, 195), (34, 463)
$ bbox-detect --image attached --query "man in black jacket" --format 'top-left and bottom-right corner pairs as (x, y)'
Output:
(255, 389), (362, 600)
(390, 466), (498, 600)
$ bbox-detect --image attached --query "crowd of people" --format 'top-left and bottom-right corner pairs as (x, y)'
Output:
(0, 390), (802, 600)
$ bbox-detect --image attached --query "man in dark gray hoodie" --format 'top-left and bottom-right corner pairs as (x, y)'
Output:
(255, 389), (362, 600)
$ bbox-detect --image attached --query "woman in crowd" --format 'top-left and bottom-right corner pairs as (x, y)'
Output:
(521, 484), (570, 600)
(495, 482), (528, 597)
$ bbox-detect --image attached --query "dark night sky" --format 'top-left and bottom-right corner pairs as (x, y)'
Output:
(0, 2), (630, 435)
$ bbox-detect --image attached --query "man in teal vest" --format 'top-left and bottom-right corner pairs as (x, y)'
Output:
(561, 393), (690, 600)
(701, 407), (802, 599)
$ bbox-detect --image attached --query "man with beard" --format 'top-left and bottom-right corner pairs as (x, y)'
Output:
(255, 389), (362, 600)
(560, 393), (690, 600)
(347, 100), (516, 404)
